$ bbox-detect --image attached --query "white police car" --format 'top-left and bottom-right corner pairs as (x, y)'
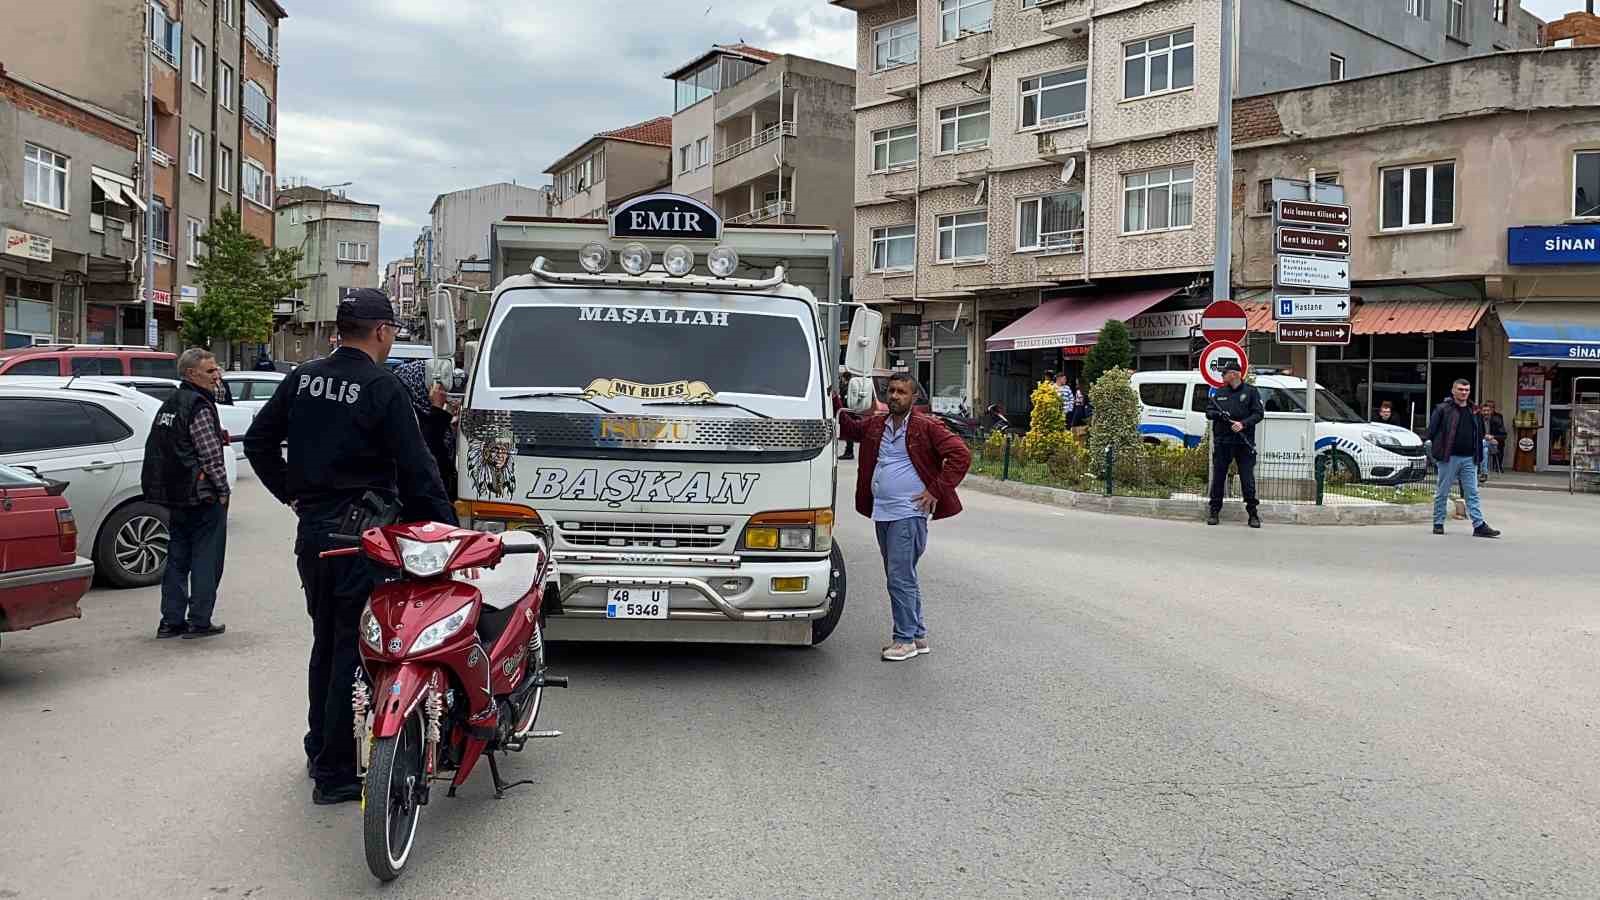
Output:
(1129, 370), (1428, 485)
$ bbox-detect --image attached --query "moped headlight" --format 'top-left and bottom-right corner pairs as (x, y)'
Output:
(394, 537), (461, 578)
(360, 605), (383, 652)
(409, 601), (475, 654)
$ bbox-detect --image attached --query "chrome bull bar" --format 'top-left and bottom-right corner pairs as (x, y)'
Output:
(557, 575), (827, 623)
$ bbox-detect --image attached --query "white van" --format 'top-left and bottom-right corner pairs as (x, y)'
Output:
(1129, 371), (1428, 485)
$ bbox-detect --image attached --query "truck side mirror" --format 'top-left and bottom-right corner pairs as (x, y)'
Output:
(430, 290), (457, 367)
(842, 306), (882, 377)
(843, 374), (875, 414)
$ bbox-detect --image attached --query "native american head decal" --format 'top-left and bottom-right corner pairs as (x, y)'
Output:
(467, 428), (517, 499)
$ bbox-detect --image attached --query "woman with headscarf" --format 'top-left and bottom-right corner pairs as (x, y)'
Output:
(394, 360), (458, 500)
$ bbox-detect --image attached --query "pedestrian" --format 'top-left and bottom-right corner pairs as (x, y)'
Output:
(837, 372), (971, 662)
(1054, 372), (1075, 419)
(244, 288), (457, 806)
(1373, 400), (1399, 427)
(1205, 361), (1264, 528)
(1067, 387), (1091, 437)
(140, 348), (230, 640)
(395, 359), (459, 500)
(1480, 400), (1508, 476)
(1427, 379), (1501, 538)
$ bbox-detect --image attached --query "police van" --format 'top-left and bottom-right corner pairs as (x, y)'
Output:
(447, 194), (879, 646)
(1129, 370), (1428, 484)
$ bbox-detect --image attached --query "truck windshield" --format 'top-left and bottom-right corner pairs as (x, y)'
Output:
(486, 293), (814, 398)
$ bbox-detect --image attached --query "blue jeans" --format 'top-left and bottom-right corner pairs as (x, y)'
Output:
(160, 501), (228, 628)
(874, 517), (928, 643)
(1433, 455), (1484, 527)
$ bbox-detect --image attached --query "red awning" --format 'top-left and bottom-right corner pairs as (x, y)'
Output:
(986, 287), (1180, 352)
(1241, 299), (1489, 335)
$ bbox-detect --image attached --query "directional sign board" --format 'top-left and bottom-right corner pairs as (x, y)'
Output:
(1276, 227), (1349, 256)
(1276, 295), (1351, 321)
(1276, 200), (1351, 230)
(1276, 322), (1352, 345)
(1198, 340), (1248, 389)
(1277, 254), (1350, 291)
(1199, 299), (1248, 343)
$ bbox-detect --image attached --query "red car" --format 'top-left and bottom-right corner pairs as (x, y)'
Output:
(0, 344), (177, 377)
(0, 463), (93, 646)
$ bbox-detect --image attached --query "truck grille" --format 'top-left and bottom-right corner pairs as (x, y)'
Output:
(557, 520), (730, 551)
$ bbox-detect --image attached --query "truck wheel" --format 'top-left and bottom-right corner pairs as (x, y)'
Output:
(810, 544), (847, 645)
(96, 501), (170, 588)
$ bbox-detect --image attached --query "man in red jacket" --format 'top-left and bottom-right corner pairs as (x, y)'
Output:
(838, 372), (971, 661)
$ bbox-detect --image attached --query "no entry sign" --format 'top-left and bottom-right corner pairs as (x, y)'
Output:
(1198, 340), (1248, 389)
(1200, 299), (1248, 343)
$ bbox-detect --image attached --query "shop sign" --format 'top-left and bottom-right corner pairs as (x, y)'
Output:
(609, 193), (721, 241)
(1507, 225), (1600, 265)
(1128, 309), (1202, 341)
(179, 286), (199, 303)
(146, 288), (172, 306)
(1509, 341), (1600, 361)
(1517, 363), (1545, 420)
(3, 228), (53, 262)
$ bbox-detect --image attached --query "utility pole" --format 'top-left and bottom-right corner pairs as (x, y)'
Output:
(141, 12), (156, 348)
(1212, 0), (1235, 302)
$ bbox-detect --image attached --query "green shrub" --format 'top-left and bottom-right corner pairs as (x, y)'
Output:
(1023, 379), (1071, 461)
(1046, 439), (1090, 480)
(1083, 319), (1135, 386)
(981, 430), (1008, 464)
(1087, 367), (1142, 464)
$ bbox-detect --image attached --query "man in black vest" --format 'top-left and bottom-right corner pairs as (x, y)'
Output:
(142, 347), (231, 639)
(245, 288), (455, 805)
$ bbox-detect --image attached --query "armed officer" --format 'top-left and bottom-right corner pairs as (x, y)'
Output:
(244, 288), (457, 805)
(1204, 360), (1264, 529)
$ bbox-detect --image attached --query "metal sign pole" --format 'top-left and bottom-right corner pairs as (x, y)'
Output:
(1304, 166), (1318, 465)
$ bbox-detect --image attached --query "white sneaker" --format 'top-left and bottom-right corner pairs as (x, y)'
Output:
(881, 642), (919, 662)
(913, 638), (930, 655)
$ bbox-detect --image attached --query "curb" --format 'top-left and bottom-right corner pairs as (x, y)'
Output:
(964, 474), (1432, 526)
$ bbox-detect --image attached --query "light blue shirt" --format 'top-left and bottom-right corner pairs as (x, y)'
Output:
(872, 414), (928, 522)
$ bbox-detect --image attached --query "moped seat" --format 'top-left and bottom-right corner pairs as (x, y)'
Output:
(456, 530), (541, 612)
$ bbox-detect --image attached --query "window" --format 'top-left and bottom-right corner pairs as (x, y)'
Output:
(91, 181), (133, 238)
(871, 124), (917, 171)
(1329, 53), (1345, 81)
(4, 279), (54, 346)
(187, 128), (205, 179)
(674, 60), (720, 111)
(217, 145), (233, 193)
(0, 400), (106, 455)
(1017, 191), (1085, 251)
(243, 80), (273, 133)
(220, 0), (234, 28)
(1447, 0), (1465, 38)
(936, 211), (987, 262)
(937, 100), (990, 152)
(150, 200), (172, 256)
(190, 40), (206, 89)
(594, 149), (605, 182)
(1020, 67), (1087, 129)
(1124, 28), (1194, 99)
(217, 62), (234, 110)
(679, 145), (692, 174)
(1139, 383), (1186, 410)
(23, 144), (69, 212)
(149, 3), (181, 67)
(871, 224), (916, 271)
(132, 357), (176, 378)
(874, 19), (918, 70)
(696, 137), (710, 168)
(1494, 0), (1507, 24)
(242, 160), (270, 207)
(1258, 171), (1337, 213)
(187, 217), (203, 264)
(1380, 161), (1455, 230)
(245, 2), (275, 59)
(940, 0), (992, 42)
(1574, 151), (1600, 218)
(1406, 0), (1427, 18)
(337, 242), (370, 263)
(1123, 164), (1195, 233)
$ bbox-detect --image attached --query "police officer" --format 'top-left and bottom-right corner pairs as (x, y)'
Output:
(1205, 360), (1264, 528)
(244, 288), (456, 805)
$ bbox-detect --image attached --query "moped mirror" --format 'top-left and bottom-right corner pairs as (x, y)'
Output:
(842, 306), (883, 377)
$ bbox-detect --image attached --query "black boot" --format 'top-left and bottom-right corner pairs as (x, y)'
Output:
(1205, 511), (1219, 526)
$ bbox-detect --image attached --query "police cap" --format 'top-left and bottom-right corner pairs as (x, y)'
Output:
(337, 288), (396, 323)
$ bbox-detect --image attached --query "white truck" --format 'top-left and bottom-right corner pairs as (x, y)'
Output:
(448, 194), (879, 646)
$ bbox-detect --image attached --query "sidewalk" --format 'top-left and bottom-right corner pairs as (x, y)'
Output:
(1478, 470), (1598, 494)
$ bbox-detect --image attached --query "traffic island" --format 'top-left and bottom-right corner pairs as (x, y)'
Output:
(964, 474), (1431, 526)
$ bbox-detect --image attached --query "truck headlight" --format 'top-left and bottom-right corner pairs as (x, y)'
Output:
(394, 537), (460, 578)
(741, 509), (834, 553)
(409, 601), (475, 654)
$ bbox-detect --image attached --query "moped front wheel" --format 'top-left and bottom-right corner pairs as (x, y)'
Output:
(362, 708), (425, 882)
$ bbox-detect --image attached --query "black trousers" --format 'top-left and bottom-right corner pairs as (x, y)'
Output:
(160, 502), (227, 628)
(297, 551), (376, 788)
(1209, 442), (1258, 514)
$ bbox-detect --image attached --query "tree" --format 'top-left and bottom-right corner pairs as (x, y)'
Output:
(1082, 319), (1135, 387)
(181, 206), (305, 349)
(1022, 378), (1070, 460)
(1087, 366), (1142, 463)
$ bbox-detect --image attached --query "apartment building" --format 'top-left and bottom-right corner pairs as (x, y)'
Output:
(272, 186), (379, 360)
(421, 182), (549, 299)
(833, 0), (1538, 417)
(384, 257), (417, 319)
(546, 117), (673, 220)
(1229, 46), (1600, 472)
(665, 44), (856, 249)
(2, 0), (286, 352)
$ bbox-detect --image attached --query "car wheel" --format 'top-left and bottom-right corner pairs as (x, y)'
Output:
(95, 501), (170, 588)
(1328, 451), (1362, 485)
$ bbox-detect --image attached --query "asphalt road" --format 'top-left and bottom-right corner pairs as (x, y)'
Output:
(2, 463), (1598, 898)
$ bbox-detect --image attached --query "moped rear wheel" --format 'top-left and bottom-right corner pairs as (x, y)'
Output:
(362, 708), (425, 882)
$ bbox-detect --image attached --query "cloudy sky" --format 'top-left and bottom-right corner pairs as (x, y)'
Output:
(276, 0), (1584, 273)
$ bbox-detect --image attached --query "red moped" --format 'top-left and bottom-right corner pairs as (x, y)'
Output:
(324, 521), (567, 882)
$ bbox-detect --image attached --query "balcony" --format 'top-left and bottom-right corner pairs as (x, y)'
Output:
(1040, 0), (1091, 36)
(1036, 123), (1088, 160)
(715, 121), (795, 165)
(726, 200), (794, 225)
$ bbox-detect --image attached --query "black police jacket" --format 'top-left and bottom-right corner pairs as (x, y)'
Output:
(141, 381), (220, 507)
(1205, 381), (1265, 446)
(243, 346), (457, 543)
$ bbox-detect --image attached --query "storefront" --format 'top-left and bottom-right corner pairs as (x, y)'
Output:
(885, 308), (972, 415)
(1499, 301), (1600, 470)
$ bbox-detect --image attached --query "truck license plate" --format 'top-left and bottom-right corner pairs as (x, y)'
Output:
(607, 588), (669, 619)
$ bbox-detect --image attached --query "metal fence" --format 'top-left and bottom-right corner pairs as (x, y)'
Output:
(971, 433), (1443, 508)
